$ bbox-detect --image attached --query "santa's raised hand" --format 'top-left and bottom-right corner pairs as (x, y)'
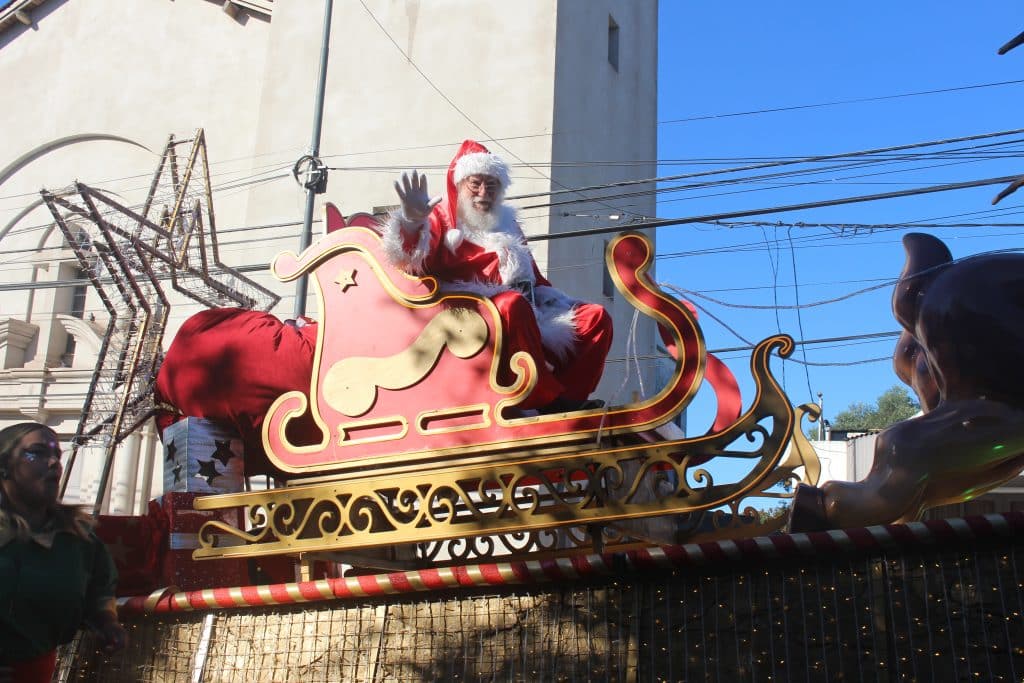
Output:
(394, 170), (441, 230)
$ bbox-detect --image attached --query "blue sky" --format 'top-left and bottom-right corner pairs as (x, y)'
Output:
(654, 2), (1023, 436)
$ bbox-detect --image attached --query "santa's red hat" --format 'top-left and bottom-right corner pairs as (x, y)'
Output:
(448, 140), (511, 190)
(440, 140), (512, 229)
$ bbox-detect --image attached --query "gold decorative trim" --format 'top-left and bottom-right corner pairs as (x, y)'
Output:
(194, 336), (820, 561)
(417, 404), (493, 435)
(337, 416), (409, 445)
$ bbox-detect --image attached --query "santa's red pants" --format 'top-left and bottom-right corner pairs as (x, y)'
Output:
(491, 291), (613, 409)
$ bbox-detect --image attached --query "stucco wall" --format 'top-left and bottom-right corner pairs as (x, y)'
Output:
(551, 1), (659, 401)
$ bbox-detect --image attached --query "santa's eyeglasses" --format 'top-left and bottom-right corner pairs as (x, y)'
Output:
(464, 178), (500, 194)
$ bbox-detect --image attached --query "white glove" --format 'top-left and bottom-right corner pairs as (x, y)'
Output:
(394, 170), (441, 228)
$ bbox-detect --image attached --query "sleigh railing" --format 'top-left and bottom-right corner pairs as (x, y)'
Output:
(194, 205), (819, 564)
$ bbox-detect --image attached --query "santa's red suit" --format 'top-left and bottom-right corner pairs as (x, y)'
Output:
(382, 140), (613, 410)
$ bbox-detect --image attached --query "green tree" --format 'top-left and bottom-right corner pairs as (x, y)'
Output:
(808, 385), (920, 439)
(756, 502), (790, 523)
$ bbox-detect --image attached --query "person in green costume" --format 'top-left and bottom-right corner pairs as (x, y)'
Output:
(0, 422), (126, 682)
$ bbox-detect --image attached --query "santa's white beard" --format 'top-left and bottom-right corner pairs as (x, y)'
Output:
(456, 193), (501, 235)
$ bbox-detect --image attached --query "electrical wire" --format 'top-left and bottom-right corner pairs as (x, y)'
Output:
(761, 224), (785, 388)
(0, 148), (302, 204)
(526, 173), (1024, 242)
(508, 128), (1024, 201)
(708, 220), (1024, 231)
(522, 139), (1024, 211)
(650, 149), (1024, 211)
(4, 87), (1019, 220)
(659, 78), (1024, 125)
(787, 227), (815, 402)
(353, 0), (636, 220)
(0, 169), (297, 242)
(3, 129), (1019, 241)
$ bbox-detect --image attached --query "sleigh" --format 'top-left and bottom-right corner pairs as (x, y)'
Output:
(194, 205), (819, 564)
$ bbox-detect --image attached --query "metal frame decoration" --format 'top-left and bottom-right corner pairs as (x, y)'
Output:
(41, 129), (279, 514)
(193, 219), (820, 563)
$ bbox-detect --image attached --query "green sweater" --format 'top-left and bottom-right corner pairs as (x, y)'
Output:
(0, 517), (118, 662)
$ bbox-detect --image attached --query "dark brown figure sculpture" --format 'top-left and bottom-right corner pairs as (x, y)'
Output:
(789, 232), (1024, 531)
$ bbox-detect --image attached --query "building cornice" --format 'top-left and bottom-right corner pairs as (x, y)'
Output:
(0, 366), (94, 381)
(222, 0), (274, 19)
(0, 317), (35, 347)
(0, 364), (95, 421)
(0, 317), (38, 369)
(0, 0), (273, 38)
(0, 0), (51, 34)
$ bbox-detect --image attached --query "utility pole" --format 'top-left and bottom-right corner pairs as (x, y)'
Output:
(293, 0), (334, 318)
(817, 391), (824, 441)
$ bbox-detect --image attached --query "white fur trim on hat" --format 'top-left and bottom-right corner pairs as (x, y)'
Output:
(453, 152), (511, 189)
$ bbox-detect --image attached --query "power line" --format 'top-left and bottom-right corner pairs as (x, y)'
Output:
(11, 139), (1010, 234)
(649, 148), (1024, 211)
(786, 227), (815, 402)
(529, 150), (1016, 212)
(659, 78), (1024, 125)
(708, 220), (1024, 231)
(0, 149), (301, 204)
(0, 261), (269, 293)
(598, 330), (904, 365)
(4, 204), (1022, 292)
(353, 0), (635, 220)
(4, 75), (1019, 210)
(318, 78), (1024, 160)
(509, 128), (1024, 201)
(525, 173), (1024, 242)
(322, 145), (1024, 181)
(4, 128), (1019, 239)
(7, 209), (1023, 282)
(709, 331), (902, 354)
(1, 170), (298, 242)
(652, 225), (1024, 266)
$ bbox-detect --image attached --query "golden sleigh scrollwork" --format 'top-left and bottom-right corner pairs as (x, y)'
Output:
(193, 207), (819, 563)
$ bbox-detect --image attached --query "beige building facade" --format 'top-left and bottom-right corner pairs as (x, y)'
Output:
(0, 0), (659, 512)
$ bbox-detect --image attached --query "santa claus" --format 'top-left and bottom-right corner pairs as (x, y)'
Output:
(382, 139), (613, 413)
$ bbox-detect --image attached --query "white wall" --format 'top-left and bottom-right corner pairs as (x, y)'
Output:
(550, 1), (659, 401)
(807, 439), (851, 485)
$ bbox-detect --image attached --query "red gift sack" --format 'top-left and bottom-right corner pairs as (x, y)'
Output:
(155, 308), (320, 477)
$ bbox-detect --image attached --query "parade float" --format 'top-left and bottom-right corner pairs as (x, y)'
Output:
(41, 131), (1023, 681)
